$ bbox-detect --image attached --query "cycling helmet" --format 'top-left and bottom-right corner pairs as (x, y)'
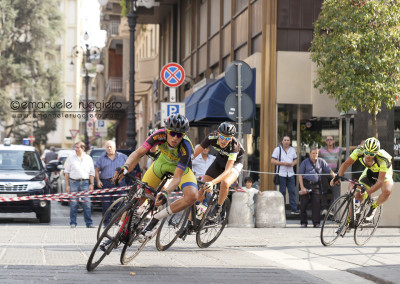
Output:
(363, 137), (380, 153)
(147, 128), (158, 136)
(218, 122), (236, 136)
(164, 113), (189, 133)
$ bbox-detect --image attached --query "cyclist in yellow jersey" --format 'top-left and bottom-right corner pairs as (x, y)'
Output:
(332, 137), (394, 221)
(113, 113), (198, 237)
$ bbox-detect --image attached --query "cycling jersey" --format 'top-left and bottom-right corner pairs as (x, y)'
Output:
(350, 147), (392, 174)
(200, 131), (245, 164)
(349, 147), (393, 187)
(141, 129), (197, 190)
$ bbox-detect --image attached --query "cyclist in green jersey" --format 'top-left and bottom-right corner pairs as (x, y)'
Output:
(332, 137), (394, 221)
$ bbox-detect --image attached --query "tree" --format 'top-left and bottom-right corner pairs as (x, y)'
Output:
(310, 0), (400, 137)
(0, 0), (63, 147)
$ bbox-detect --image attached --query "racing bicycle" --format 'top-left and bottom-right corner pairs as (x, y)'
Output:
(155, 181), (231, 250)
(320, 176), (382, 246)
(86, 173), (171, 271)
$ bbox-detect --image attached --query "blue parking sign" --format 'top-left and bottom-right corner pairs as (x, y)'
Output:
(167, 104), (180, 116)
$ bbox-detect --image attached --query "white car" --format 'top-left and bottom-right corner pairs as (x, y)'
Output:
(56, 150), (74, 198)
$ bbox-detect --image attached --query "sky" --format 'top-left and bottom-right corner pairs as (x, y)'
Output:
(81, 0), (106, 48)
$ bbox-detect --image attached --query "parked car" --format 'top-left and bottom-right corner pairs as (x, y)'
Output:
(0, 139), (52, 223)
(56, 149), (74, 196)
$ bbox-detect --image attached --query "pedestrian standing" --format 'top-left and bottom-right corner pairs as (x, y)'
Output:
(319, 136), (357, 216)
(298, 147), (335, 228)
(271, 135), (299, 215)
(191, 145), (216, 179)
(44, 146), (57, 164)
(64, 141), (95, 228)
(95, 140), (128, 227)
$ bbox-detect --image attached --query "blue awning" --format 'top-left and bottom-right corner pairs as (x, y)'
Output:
(184, 69), (256, 126)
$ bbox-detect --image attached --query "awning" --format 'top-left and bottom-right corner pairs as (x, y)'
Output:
(184, 70), (256, 126)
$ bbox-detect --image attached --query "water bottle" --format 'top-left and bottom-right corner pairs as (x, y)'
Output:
(354, 199), (360, 214)
(196, 204), (207, 220)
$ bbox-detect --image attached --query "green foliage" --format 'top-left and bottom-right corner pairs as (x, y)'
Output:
(0, 0), (63, 146)
(311, 0), (400, 127)
(120, 0), (130, 17)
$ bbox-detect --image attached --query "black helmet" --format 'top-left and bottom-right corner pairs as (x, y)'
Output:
(164, 113), (189, 133)
(147, 128), (158, 136)
(218, 122), (236, 136)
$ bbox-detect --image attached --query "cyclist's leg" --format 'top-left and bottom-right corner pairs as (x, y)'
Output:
(170, 168), (198, 213)
(218, 163), (242, 206)
(375, 179), (393, 206)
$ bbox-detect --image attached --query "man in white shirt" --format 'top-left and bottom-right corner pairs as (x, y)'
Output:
(64, 141), (95, 228)
(271, 135), (299, 215)
(191, 145), (216, 179)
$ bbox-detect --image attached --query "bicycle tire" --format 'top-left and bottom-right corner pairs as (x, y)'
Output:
(120, 204), (155, 265)
(320, 195), (351, 246)
(97, 197), (127, 240)
(196, 198), (230, 248)
(354, 200), (382, 246)
(155, 206), (190, 251)
(86, 203), (135, 271)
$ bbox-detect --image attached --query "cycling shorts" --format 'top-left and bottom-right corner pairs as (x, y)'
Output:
(205, 157), (243, 179)
(142, 160), (198, 191)
(359, 168), (393, 189)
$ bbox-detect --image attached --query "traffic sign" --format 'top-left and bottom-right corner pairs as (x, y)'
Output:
(161, 102), (185, 126)
(28, 136), (35, 142)
(70, 129), (79, 139)
(224, 92), (254, 122)
(160, 63), (185, 88)
(225, 60), (253, 91)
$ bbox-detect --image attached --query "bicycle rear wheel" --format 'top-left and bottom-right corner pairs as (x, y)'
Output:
(156, 207), (190, 251)
(320, 195), (351, 246)
(86, 203), (134, 271)
(354, 201), (382, 246)
(97, 197), (127, 239)
(196, 198), (230, 249)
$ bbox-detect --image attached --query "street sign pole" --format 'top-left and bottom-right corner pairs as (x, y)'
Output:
(170, 87), (176, 102)
(236, 62), (243, 187)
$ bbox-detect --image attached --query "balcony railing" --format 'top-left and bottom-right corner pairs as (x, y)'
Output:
(106, 77), (122, 95)
(108, 21), (120, 37)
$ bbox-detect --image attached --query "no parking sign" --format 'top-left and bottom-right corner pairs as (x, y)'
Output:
(160, 63), (185, 88)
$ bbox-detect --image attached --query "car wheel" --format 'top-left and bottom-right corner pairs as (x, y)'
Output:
(37, 202), (51, 223)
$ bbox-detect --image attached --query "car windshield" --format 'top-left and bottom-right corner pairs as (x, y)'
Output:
(91, 150), (106, 164)
(0, 150), (42, 171)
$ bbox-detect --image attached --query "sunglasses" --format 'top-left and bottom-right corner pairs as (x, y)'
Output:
(326, 138), (334, 141)
(167, 129), (184, 138)
(364, 151), (376, 157)
(219, 134), (232, 141)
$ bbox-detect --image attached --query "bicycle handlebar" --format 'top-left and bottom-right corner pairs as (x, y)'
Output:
(335, 175), (366, 192)
(124, 172), (158, 195)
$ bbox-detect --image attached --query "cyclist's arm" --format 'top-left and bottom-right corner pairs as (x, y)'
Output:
(193, 145), (204, 159)
(124, 146), (148, 172)
(210, 159), (235, 185)
(337, 156), (356, 177)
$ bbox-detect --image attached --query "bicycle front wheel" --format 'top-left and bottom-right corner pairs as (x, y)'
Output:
(156, 207), (190, 251)
(354, 202), (382, 246)
(86, 203), (134, 271)
(120, 204), (155, 265)
(320, 195), (351, 246)
(97, 197), (127, 240)
(196, 198), (230, 249)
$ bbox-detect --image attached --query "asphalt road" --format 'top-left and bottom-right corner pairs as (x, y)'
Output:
(0, 201), (399, 283)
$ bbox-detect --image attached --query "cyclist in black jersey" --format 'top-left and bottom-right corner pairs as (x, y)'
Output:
(192, 121), (244, 219)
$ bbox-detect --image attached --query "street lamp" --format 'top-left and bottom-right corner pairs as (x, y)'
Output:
(70, 32), (103, 151)
(126, 0), (138, 150)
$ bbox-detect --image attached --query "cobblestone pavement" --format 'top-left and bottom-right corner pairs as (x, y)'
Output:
(0, 202), (399, 283)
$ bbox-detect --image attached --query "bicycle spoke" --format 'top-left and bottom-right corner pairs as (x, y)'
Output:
(320, 195), (350, 246)
(354, 202), (382, 246)
(156, 207), (190, 251)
